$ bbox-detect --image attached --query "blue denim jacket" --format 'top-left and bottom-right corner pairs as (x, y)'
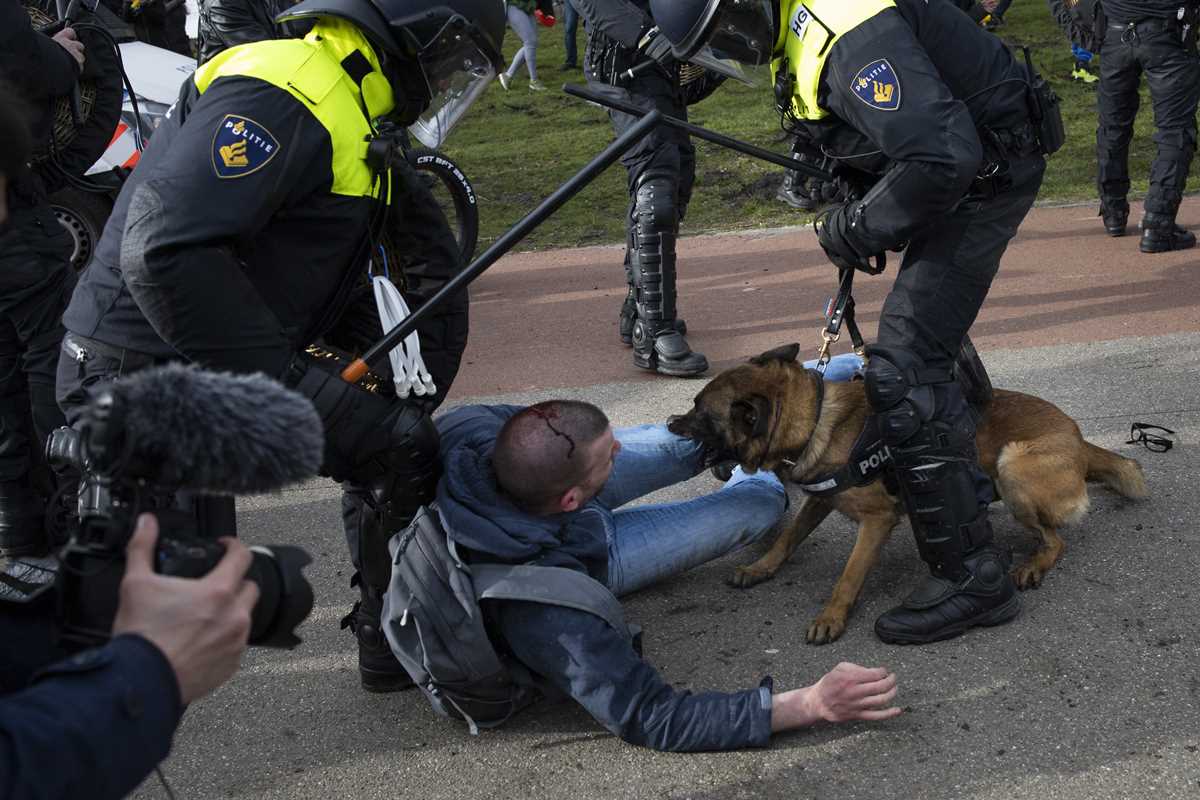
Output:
(436, 405), (772, 751)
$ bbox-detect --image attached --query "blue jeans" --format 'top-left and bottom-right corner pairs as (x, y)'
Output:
(804, 352), (862, 382)
(597, 352), (864, 594)
(596, 425), (787, 596)
(596, 353), (862, 595)
(563, 0), (579, 66)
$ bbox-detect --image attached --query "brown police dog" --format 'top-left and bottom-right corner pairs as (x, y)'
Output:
(667, 343), (1148, 645)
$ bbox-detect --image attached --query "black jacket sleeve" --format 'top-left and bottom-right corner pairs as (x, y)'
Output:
(0, 0), (79, 101)
(119, 77), (333, 377)
(0, 635), (183, 800)
(496, 601), (773, 752)
(322, 156), (468, 411)
(819, 8), (982, 254)
(572, 0), (651, 49)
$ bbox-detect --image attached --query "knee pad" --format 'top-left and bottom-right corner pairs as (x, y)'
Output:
(634, 170), (679, 232)
(864, 345), (942, 446)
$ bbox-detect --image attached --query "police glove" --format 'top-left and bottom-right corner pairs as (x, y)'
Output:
(814, 203), (886, 275)
(638, 26), (677, 69)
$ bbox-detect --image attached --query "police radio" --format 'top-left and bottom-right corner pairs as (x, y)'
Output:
(1022, 47), (1065, 157)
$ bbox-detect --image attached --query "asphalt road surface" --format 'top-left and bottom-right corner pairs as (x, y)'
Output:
(132, 198), (1200, 800)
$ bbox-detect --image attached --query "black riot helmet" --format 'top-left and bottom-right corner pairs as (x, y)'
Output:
(279, 0), (506, 145)
(649, 0), (778, 66)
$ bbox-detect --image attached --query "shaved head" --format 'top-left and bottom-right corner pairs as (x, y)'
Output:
(493, 401), (612, 513)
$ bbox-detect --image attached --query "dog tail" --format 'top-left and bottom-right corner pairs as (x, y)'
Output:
(1084, 442), (1148, 499)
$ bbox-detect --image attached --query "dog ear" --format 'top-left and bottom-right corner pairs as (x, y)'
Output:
(731, 395), (772, 438)
(749, 343), (801, 366)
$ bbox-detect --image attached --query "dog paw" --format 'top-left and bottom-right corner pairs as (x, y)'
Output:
(1012, 563), (1045, 590)
(727, 564), (775, 589)
(805, 613), (847, 645)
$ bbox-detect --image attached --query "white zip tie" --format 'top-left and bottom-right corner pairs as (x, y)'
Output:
(372, 274), (437, 399)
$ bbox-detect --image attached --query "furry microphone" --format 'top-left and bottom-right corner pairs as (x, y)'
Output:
(79, 363), (324, 494)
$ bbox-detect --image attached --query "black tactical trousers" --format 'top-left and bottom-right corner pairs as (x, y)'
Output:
(1097, 19), (1200, 217)
(605, 70), (696, 214)
(590, 66), (696, 293)
(876, 156), (1045, 506)
(0, 203), (73, 489)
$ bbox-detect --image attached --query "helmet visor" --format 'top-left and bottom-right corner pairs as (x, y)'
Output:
(688, 44), (756, 85)
(400, 15), (498, 148)
(701, 0), (775, 66)
(407, 33), (495, 148)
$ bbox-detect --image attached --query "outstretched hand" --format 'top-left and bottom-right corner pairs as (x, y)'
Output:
(771, 662), (902, 732)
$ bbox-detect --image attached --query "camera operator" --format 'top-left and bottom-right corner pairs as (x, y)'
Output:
(57, 0), (503, 695)
(1, 94), (257, 800)
(0, 513), (258, 800)
(0, 2), (82, 562)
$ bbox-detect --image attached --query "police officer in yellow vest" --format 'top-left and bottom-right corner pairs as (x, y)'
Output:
(57, 0), (506, 690)
(651, 0), (1049, 645)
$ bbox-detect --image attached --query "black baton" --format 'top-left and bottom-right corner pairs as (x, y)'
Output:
(342, 109), (665, 383)
(563, 83), (834, 181)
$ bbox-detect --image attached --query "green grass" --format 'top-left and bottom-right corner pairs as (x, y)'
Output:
(442, 7), (1193, 251)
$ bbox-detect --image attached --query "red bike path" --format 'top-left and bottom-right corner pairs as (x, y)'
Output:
(447, 197), (1200, 400)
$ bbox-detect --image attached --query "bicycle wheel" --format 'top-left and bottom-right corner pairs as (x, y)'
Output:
(406, 148), (479, 264)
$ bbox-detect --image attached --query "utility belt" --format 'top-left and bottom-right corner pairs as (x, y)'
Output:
(1109, 10), (1199, 47)
(584, 28), (678, 89)
(969, 123), (1042, 199)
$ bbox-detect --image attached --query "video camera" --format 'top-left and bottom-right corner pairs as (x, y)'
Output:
(44, 366), (321, 650)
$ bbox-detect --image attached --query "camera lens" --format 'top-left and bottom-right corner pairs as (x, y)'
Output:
(244, 545), (315, 649)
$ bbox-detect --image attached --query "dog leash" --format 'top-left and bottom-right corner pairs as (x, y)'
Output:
(815, 268), (867, 374)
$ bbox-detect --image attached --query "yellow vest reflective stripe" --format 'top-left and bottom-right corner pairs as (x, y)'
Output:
(771, 0), (896, 121)
(193, 25), (387, 199)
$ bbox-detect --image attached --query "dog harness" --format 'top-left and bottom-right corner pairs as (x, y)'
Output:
(779, 370), (892, 497)
(792, 413), (892, 497)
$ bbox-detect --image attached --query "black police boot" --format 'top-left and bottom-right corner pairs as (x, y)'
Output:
(1100, 200), (1129, 237)
(776, 170), (816, 211)
(632, 320), (708, 377)
(0, 481), (47, 558)
(621, 288), (687, 346)
(619, 286), (637, 346)
(1140, 213), (1196, 253)
(864, 345), (1020, 645)
(875, 539), (1020, 645)
(341, 580), (415, 693)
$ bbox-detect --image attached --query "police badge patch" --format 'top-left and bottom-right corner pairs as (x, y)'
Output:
(850, 59), (901, 111)
(211, 114), (280, 178)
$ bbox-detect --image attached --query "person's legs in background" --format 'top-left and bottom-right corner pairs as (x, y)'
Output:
(1096, 27), (1141, 237)
(1138, 26), (1200, 253)
(502, 6), (544, 91)
(561, 0), (579, 69)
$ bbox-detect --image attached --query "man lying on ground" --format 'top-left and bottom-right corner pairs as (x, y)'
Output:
(432, 354), (901, 751)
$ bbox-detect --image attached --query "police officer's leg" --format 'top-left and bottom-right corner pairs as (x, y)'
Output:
(288, 355), (440, 692)
(620, 75), (706, 377)
(0, 319), (42, 557)
(609, 86), (689, 348)
(870, 170), (1041, 644)
(1096, 29), (1141, 236)
(0, 205), (73, 556)
(1137, 28), (1200, 253)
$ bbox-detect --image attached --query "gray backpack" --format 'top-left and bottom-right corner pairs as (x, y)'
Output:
(382, 505), (637, 734)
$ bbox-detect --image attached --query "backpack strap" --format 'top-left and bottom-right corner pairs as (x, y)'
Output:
(469, 563), (634, 643)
